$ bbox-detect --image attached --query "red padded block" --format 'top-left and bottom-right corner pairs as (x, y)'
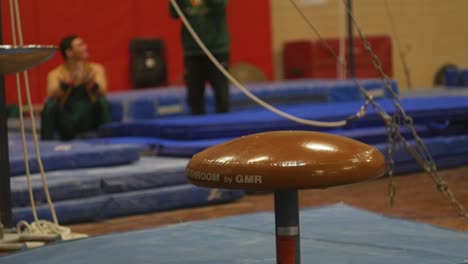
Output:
(283, 35), (393, 79)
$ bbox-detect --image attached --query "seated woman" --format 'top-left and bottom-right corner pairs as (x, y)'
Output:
(41, 35), (112, 140)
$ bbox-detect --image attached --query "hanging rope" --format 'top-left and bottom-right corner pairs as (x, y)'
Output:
(343, 0), (467, 218)
(9, 0), (87, 239)
(169, 0), (370, 128)
(383, 0), (412, 88)
(290, 0), (467, 218)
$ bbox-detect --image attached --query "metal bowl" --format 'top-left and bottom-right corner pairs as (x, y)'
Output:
(0, 45), (57, 74)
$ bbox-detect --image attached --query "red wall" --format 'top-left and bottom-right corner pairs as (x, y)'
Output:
(2, 0), (272, 104)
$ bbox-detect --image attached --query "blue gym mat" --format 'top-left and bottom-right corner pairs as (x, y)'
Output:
(10, 157), (189, 208)
(99, 96), (468, 140)
(91, 125), (433, 156)
(8, 139), (141, 177)
(400, 87), (468, 97)
(106, 79), (397, 121)
(150, 136), (468, 175)
(12, 184), (244, 225)
(92, 126), (468, 160)
(84, 132), (468, 175)
(3, 204), (467, 263)
(444, 67), (468, 87)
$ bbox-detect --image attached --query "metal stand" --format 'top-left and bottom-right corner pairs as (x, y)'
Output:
(274, 190), (300, 264)
(0, 44), (56, 252)
(0, 76), (11, 228)
(0, 45), (56, 229)
(0, 2), (12, 227)
(0, 2), (57, 251)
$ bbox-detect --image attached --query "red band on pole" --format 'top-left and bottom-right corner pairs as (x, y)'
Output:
(276, 236), (296, 264)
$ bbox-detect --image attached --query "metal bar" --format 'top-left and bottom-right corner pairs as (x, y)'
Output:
(0, 1), (13, 227)
(274, 190), (300, 264)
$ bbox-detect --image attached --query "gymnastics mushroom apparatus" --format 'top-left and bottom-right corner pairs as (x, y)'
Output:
(186, 131), (387, 264)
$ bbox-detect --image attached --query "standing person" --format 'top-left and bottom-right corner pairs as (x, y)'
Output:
(170, 0), (230, 115)
(40, 35), (112, 140)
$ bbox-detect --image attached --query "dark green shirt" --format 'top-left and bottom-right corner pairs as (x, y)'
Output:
(170, 0), (230, 56)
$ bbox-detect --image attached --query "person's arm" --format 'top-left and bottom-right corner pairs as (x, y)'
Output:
(206, 0), (228, 16)
(46, 69), (65, 99)
(86, 64), (107, 96)
(169, 0), (186, 19)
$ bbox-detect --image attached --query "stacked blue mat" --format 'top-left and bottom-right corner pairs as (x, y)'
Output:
(10, 79), (398, 225)
(106, 78), (398, 121)
(9, 138), (244, 225)
(97, 94), (468, 175)
(11, 79), (468, 226)
(444, 67), (468, 87)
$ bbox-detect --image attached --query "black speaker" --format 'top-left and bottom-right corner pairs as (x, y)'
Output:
(130, 38), (167, 89)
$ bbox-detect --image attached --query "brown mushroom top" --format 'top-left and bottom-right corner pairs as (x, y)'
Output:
(186, 131), (387, 191)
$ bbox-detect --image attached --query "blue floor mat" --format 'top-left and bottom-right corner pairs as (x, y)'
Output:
(3, 204), (467, 263)
(12, 184), (244, 225)
(8, 140), (141, 177)
(11, 157), (189, 208)
(99, 96), (468, 140)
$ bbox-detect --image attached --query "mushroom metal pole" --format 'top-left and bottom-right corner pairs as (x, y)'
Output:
(0, 7), (56, 228)
(274, 190), (300, 264)
(0, 2), (13, 228)
(186, 131), (387, 264)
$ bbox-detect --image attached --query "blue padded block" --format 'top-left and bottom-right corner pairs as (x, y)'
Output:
(230, 78), (399, 110)
(91, 125), (430, 157)
(152, 125), (434, 157)
(98, 157), (189, 194)
(395, 154), (468, 175)
(400, 87), (468, 97)
(445, 68), (460, 87)
(86, 134), (468, 177)
(84, 133), (468, 178)
(207, 79), (397, 108)
(188, 136), (468, 174)
(10, 157), (189, 207)
(8, 140), (140, 177)
(108, 86), (188, 121)
(108, 101), (124, 122)
(371, 134), (468, 163)
(83, 137), (164, 153)
(154, 134), (468, 175)
(106, 79), (397, 121)
(4, 204), (468, 264)
(461, 69), (468, 87)
(12, 185), (244, 225)
(85, 136), (232, 157)
(160, 96), (468, 140)
(97, 122), (142, 137)
(13, 195), (109, 224)
(99, 96), (468, 140)
(154, 95), (188, 117)
(128, 98), (156, 120)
